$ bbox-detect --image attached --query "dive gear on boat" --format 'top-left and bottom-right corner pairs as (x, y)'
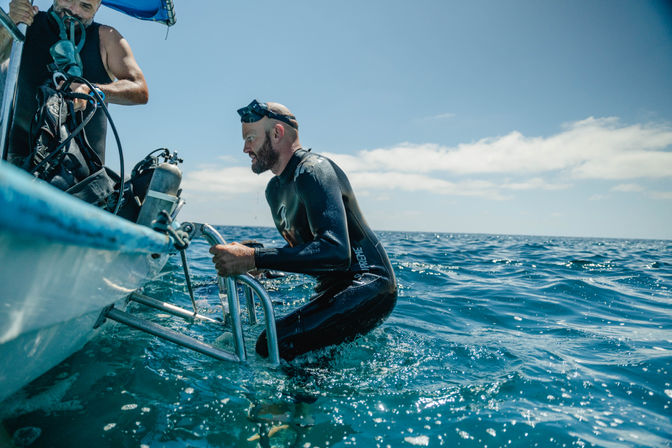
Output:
(48, 11), (85, 77)
(7, 10), (112, 165)
(136, 150), (183, 226)
(22, 75), (126, 214)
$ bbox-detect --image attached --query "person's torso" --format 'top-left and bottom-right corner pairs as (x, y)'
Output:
(266, 149), (395, 284)
(11, 10), (113, 160)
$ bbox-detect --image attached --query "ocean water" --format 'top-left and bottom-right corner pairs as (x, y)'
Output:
(2, 227), (671, 448)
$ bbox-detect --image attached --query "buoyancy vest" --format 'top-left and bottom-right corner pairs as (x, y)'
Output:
(8, 10), (113, 164)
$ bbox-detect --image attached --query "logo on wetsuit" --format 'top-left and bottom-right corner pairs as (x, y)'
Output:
(353, 246), (369, 272)
(278, 203), (288, 231)
(277, 203), (298, 247)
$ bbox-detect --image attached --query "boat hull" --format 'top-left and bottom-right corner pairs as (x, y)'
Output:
(0, 161), (174, 402)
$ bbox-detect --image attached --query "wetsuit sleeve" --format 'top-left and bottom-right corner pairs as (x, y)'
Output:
(255, 162), (351, 274)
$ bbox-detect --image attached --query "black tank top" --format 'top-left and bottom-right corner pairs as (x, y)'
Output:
(9, 10), (113, 163)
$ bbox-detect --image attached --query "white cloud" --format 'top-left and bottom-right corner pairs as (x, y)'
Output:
(611, 183), (644, 192)
(501, 177), (571, 191)
(180, 117), (672, 201)
(348, 171), (510, 199)
(181, 166), (271, 194)
(323, 117), (672, 180)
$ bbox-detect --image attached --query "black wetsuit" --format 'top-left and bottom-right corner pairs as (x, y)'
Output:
(254, 149), (397, 361)
(7, 10), (113, 165)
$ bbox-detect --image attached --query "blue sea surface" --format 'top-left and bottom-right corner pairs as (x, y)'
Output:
(2, 227), (671, 447)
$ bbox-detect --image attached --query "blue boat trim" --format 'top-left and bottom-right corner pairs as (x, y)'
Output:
(0, 161), (172, 253)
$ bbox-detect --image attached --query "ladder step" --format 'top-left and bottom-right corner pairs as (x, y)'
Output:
(129, 292), (222, 324)
(105, 307), (241, 362)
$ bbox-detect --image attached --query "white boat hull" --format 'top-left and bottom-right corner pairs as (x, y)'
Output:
(0, 161), (174, 402)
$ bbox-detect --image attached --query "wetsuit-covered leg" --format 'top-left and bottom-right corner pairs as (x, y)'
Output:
(256, 273), (397, 361)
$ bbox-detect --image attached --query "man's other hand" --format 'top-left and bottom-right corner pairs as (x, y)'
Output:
(209, 242), (256, 277)
(55, 81), (93, 112)
(9, 0), (39, 26)
(69, 82), (92, 111)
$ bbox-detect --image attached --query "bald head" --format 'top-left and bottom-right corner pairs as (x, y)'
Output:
(263, 102), (299, 141)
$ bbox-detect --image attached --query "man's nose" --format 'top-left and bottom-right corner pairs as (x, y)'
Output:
(62, 8), (81, 20)
(66, 5), (83, 18)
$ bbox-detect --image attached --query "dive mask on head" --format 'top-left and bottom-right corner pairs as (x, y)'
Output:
(49, 10), (85, 77)
(237, 99), (298, 129)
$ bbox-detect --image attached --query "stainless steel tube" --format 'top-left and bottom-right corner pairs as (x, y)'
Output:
(184, 222), (280, 365)
(199, 223), (246, 362)
(244, 286), (257, 324)
(224, 276), (246, 361)
(129, 292), (221, 324)
(105, 308), (240, 362)
(235, 274), (280, 365)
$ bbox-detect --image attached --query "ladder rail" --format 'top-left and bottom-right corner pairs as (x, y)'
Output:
(101, 307), (241, 362)
(223, 275), (246, 361)
(243, 286), (257, 324)
(235, 274), (280, 365)
(129, 291), (221, 324)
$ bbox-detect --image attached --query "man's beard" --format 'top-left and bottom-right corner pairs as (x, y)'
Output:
(53, 3), (93, 26)
(251, 131), (279, 174)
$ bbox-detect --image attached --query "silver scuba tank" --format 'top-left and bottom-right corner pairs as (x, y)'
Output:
(136, 153), (183, 227)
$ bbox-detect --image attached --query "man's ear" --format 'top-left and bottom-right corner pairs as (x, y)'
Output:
(273, 123), (285, 141)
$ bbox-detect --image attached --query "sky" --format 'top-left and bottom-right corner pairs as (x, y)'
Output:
(4, 0), (672, 239)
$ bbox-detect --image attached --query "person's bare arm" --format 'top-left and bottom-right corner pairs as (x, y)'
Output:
(71, 24), (148, 109)
(97, 25), (148, 104)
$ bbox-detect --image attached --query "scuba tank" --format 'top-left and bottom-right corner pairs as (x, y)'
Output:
(136, 149), (183, 227)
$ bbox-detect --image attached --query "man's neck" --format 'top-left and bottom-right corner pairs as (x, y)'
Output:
(271, 146), (301, 176)
(271, 145), (301, 176)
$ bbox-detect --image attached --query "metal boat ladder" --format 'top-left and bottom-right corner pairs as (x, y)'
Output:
(94, 222), (280, 365)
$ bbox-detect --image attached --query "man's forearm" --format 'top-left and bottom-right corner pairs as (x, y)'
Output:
(97, 78), (148, 105)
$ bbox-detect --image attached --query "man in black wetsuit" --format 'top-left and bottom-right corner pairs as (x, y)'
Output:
(0, 0), (148, 165)
(209, 99), (397, 361)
